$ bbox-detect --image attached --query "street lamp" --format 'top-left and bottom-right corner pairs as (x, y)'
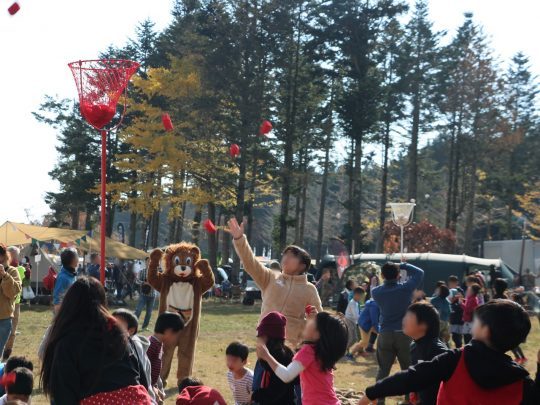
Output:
(388, 201), (416, 255)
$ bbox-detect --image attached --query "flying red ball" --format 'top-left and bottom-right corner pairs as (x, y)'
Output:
(204, 219), (217, 234)
(259, 120), (273, 135)
(229, 143), (240, 158)
(162, 113), (174, 131)
(8, 2), (20, 15)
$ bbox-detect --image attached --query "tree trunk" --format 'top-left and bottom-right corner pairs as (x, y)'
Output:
(316, 119), (332, 264)
(207, 202), (217, 269)
(347, 141), (355, 239)
(168, 218), (177, 244)
(505, 152), (516, 239)
(463, 159), (478, 254)
(174, 201), (186, 241)
(141, 218), (150, 250)
(150, 209), (160, 248)
(246, 153), (257, 243)
(192, 205), (202, 246)
(84, 209), (93, 231)
(70, 208), (80, 230)
(299, 171), (308, 245)
(377, 119), (391, 252)
(408, 90), (420, 203)
(279, 14), (302, 252)
(351, 136), (363, 252)
(232, 150), (248, 283)
(445, 112), (457, 229)
(450, 107), (464, 232)
(129, 211), (137, 246)
(221, 221), (231, 267)
(294, 165), (303, 244)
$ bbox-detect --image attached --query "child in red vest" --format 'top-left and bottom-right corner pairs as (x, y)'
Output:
(358, 299), (539, 405)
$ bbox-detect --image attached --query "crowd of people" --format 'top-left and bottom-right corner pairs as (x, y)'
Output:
(0, 215), (539, 405)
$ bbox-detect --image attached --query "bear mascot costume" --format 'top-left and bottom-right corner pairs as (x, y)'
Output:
(148, 242), (214, 384)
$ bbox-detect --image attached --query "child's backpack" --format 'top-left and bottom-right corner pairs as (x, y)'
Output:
(43, 267), (57, 292)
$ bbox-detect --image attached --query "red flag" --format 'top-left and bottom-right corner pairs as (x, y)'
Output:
(162, 113), (174, 131)
(229, 143), (240, 158)
(337, 252), (349, 279)
(203, 219), (217, 234)
(8, 3), (20, 15)
(259, 120), (273, 135)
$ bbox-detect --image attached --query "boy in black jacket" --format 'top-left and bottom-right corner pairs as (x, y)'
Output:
(359, 299), (539, 405)
(402, 302), (448, 405)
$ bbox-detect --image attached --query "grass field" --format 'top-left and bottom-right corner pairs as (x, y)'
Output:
(15, 299), (540, 404)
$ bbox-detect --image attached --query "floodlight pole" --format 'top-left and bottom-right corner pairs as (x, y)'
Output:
(400, 226), (404, 257)
(100, 130), (107, 285)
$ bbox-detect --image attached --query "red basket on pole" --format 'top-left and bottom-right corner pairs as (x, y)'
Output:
(68, 59), (140, 285)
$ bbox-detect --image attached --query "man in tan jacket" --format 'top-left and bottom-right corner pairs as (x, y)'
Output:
(228, 218), (323, 346)
(0, 244), (22, 357)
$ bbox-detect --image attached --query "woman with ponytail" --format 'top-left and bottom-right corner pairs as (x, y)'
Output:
(41, 276), (152, 404)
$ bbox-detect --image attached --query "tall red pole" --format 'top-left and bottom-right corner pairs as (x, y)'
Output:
(100, 129), (107, 285)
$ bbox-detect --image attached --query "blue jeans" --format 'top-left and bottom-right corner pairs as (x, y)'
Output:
(294, 383), (302, 405)
(0, 319), (12, 356)
(135, 295), (155, 329)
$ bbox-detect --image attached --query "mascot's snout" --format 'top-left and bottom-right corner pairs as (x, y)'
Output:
(174, 265), (192, 277)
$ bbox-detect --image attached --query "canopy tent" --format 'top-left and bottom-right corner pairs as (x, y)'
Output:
(0, 221), (148, 260)
(320, 252), (517, 294)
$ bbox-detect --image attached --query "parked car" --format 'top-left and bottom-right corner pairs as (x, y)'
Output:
(244, 279), (262, 301)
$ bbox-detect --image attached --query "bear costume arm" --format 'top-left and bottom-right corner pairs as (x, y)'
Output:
(195, 259), (215, 293)
(147, 248), (164, 291)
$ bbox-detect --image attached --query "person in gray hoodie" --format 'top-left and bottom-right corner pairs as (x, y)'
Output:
(112, 308), (158, 404)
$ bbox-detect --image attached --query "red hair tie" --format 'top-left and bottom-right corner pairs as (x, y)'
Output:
(0, 372), (16, 387)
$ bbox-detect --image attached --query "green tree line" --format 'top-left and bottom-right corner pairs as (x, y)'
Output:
(35, 1), (540, 277)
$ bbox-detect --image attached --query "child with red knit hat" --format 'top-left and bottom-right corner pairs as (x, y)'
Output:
(176, 377), (226, 405)
(257, 310), (348, 405)
(251, 311), (296, 405)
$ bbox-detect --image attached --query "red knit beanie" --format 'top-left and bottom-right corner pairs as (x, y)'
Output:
(257, 311), (287, 339)
(176, 386), (226, 405)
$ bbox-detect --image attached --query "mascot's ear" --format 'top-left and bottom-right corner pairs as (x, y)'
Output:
(190, 246), (201, 260)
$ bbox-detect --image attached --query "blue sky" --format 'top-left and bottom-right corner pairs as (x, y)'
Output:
(1, 0), (538, 223)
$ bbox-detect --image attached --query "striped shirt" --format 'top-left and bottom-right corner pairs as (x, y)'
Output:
(146, 335), (163, 386)
(227, 368), (254, 405)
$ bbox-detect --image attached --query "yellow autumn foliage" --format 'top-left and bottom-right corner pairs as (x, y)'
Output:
(110, 55), (241, 220)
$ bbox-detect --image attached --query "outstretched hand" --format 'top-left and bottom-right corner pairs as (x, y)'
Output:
(226, 218), (245, 240)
